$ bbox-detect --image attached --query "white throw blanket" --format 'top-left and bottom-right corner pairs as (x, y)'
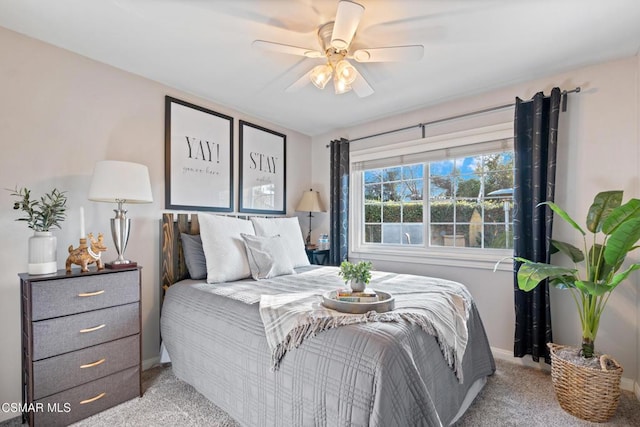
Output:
(259, 283), (470, 383)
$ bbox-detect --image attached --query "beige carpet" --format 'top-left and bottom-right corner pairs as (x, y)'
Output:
(455, 359), (639, 426)
(3, 359), (639, 426)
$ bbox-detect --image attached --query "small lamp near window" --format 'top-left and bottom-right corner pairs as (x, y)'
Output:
(88, 160), (153, 268)
(295, 189), (325, 247)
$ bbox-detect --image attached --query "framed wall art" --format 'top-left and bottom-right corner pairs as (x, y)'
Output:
(239, 120), (286, 214)
(165, 96), (233, 211)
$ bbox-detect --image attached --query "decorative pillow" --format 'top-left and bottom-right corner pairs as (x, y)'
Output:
(199, 214), (255, 283)
(240, 234), (296, 280)
(180, 233), (206, 280)
(250, 217), (310, 268)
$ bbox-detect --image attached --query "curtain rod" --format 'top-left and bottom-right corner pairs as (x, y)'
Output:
(330, 86), (581, 145)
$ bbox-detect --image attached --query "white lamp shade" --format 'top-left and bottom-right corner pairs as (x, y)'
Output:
(296, 190), (325, 213)
(88, 160), (153, 203)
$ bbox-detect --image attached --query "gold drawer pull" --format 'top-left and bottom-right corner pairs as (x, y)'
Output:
(79, 324), (106, 333)
(80, 392), (106, 405)
(80, 358), (106, 369)
(78, 290), (105, 297)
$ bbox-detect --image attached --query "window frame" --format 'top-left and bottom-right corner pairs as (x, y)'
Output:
(350, 122), (515, 271)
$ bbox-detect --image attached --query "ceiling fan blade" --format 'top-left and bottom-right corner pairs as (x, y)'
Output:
(331, 0), (365, 50)
(353, 45), (424, 63)
(252, 40), (323, 58)
(351, 69), (374, 98)
(285, 69), (313, 93)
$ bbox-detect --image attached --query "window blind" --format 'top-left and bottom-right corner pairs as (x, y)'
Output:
(351, 123), (513, 171)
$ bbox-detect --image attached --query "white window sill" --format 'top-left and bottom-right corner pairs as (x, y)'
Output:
(349, 245), (514, 271)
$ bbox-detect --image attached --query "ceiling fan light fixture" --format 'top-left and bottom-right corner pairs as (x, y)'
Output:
(335, 59), (357, 85)
(333, 73), (352, 95)
(310, 64), (333, 89)
(255, 0), (425, 98)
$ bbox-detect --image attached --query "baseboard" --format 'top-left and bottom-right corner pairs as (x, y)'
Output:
(142, 355), (161, 371)
(491, 346), (550, 372)
(620, 377), (635, 393)
(491, 346), (635, 392)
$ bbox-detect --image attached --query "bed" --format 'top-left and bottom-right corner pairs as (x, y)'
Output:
(160, 213), (495, 426)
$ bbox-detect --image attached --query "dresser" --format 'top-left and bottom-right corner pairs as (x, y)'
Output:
(20, 266), (142, 427)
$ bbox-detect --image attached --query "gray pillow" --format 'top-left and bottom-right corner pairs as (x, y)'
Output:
(240, 233), (296, 280)
(180, 233), (207, 280)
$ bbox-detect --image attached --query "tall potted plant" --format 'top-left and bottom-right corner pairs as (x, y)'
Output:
(508, 190), (640, 422)
(9, 186), (67, 274)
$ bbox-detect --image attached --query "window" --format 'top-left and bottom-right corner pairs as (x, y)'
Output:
(363, 152), (513, 249)
(429, 152), (514, 249)
(351, 123), (514, 266)
(364, 164), (424, 245)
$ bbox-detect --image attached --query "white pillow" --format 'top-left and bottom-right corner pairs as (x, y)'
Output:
(199, 214), (255, 283)
(251, 217), (310, 268)
(241, 234), (296, 280)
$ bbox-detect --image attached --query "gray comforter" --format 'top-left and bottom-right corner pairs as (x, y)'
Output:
(161, 266), (495, 426)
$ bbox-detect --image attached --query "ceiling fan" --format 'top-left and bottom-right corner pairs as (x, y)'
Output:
(252, 0), (424, 97)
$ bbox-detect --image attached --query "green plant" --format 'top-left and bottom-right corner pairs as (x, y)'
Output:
(9, 186), (68, 231)
(503, 191), (640, 358)
(339, 260), (372, 284)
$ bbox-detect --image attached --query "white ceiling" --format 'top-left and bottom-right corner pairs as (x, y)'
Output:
(1, 0), (640, 136)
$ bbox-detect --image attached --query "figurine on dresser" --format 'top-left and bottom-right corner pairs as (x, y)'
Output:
(66, 232), (107, 272)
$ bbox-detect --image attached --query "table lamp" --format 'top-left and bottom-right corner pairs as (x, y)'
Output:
(295, 189), (325, 247)
(88, 160), (153, 268)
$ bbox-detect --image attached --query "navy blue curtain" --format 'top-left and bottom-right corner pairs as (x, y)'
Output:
(329, 138), (349, 265)
(513, 87), (561, 363)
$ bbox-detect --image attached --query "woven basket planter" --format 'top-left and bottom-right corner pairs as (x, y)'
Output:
(548, 343), (623, 423)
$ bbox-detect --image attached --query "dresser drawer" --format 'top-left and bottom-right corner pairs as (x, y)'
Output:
(31, 269), (139, 321)
(33, 334), (139, 400)
(33, 366), (140, 427)
(32, 303), (139, 361)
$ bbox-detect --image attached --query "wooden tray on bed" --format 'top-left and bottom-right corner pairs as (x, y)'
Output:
(322, 290), (395, 314)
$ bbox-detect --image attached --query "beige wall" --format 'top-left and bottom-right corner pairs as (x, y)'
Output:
(0, 27), (312, 421)
(311, 56), (640, 388)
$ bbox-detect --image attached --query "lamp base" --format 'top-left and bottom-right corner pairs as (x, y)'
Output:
(106, 260), (137, 270)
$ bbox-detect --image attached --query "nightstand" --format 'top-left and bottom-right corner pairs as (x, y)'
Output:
(20, 266), (142, 427)
(306, 248), (330, 265)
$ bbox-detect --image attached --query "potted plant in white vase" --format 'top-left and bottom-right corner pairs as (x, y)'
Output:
(9, 186), (67, 274)
(501, 190), (640, 422)
(339, 260), (372, 292)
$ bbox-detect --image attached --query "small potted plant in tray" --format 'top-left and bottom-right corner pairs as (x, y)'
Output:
(499, 190), (640, 422)
(339, 260), (372, 292)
